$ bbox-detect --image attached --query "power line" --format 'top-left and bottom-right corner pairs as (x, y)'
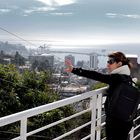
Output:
(0, 39), (54, 42)
(0, 26), (38, 47)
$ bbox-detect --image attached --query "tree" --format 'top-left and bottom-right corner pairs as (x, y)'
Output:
(11, 51), (26, 66)
(92, 82), (107, 90)
(31, 59), (52, 72)
(31, 60), (39, 70)
(0, 64), (75, 139)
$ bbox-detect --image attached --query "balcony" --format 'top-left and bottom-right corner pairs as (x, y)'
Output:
(0, 87), (140, 140)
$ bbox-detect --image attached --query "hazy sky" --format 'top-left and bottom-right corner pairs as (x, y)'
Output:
(0, 0), (140, 48)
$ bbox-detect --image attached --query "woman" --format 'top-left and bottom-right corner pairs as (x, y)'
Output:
(65, 51), (133, 140)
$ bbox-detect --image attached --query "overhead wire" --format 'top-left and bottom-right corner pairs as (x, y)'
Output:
(0, 26), (38, 88)
(0, 26), (38, 47)
(0, 26), (64, 89)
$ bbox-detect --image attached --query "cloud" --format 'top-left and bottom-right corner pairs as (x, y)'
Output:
(35, 0), (76, 6)
(24, 7), (56, 14)
(0, 0), (75, 16)
(23, 0), (76, 16)
(106, 13), (140, 19)
(50, 12), (73, 16)
(106, 13), (117, 18)
(0, 8), (11, 14)
(122, 14), (140, 19)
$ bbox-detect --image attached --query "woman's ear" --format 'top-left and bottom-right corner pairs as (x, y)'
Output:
(118, 62), (122, 67)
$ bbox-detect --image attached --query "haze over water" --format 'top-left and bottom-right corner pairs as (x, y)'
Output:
(44, 43), (139, 68)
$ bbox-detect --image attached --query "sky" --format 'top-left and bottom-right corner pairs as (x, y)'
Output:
(0, 0), (140, 49)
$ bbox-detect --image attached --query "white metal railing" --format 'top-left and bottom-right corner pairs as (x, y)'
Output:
(129, 105), (140, 140)
(0, 87), (140, 140)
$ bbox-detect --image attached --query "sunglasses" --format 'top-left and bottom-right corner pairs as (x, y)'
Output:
(107, 59), (116, 64)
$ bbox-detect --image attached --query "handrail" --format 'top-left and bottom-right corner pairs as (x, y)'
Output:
(0, 86), (139, 140)
(0, 87), (106, 127)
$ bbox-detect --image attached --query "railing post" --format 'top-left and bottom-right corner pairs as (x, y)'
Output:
(20, 118), (27, 140)
(129, 127), (134, 140)
(96, 94), (102, 140)
(90, 94), (97, 140)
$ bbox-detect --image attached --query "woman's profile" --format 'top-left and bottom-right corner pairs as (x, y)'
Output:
(65, 51), (134, 140)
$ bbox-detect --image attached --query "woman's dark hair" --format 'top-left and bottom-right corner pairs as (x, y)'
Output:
(108, 52), (132, 69)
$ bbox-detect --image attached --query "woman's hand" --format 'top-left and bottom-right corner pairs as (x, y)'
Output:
(64, 59), (73, 73)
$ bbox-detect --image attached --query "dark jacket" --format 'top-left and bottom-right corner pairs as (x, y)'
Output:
(72, 67), (132, 118)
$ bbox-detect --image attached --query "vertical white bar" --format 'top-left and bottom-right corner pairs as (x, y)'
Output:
(90, 94), (97, 140)
(96, 94), (102, 140)
(129, 127), (134, 140)
(20, 118), (27, 140)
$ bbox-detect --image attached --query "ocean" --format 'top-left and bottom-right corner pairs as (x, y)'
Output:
(50, 43), (140, 68)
